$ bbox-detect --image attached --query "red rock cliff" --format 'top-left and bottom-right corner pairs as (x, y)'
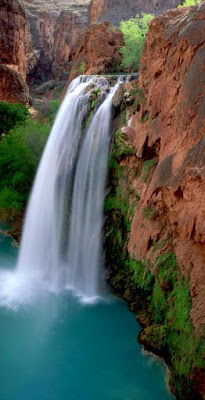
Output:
(68, 21), (124, 82)
(127, 2), (205, 335)
(0, 0), (31, 103)
(21, 0), (90, 82)
(52, 6), (89, 80)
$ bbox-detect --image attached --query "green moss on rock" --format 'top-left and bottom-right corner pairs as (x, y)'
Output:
(104, 128), (204, 400)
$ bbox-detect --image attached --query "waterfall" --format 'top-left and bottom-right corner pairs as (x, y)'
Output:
(0, 75), (120, 307)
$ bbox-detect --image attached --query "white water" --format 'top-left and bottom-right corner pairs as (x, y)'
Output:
(0, 76), (120, 308)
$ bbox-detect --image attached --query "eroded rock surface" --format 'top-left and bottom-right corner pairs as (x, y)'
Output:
(21, 0), (90, 82)
(68, 21), (124, 82)
(0, 0), (31, 103)
(104, 3), (205, 398)
(127, 1), (205, 333)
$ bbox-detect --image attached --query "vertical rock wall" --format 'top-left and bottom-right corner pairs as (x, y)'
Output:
(89, 0), (184, 25)
(0, 0), (31, 103)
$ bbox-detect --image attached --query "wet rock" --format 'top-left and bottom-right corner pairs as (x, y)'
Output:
(112, 83), (124, 110)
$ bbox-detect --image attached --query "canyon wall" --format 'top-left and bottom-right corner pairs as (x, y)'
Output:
(68, 21), (124, 82)
(89, 0), (184, 25)
(52, 6), (89, 80)
(0, 0), (31, 103)
(128, 0), (205, 332)
(105, 2), (205, 399)
(21, 0), (90, 83)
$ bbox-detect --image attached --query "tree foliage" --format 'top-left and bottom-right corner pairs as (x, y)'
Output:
(0, 101), (29, 135)
(0, 119), (50, 220)
(178, 0), (202, 7)
(120, 13), (154, 71)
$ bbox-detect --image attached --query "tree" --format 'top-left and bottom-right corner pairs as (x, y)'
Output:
(120, 13), (154, 71)
(178, 0), (202, 7)
(0, 101), (29, 135)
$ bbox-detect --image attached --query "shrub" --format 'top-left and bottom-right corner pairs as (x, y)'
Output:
(0, 119), (50, 220)
(0, 188), (23, 221)
(120, 13), (154, 71)
(0, 101), (29, 135)
(112, 129), (135, 159)
(78, 61), (86, 75)
(178, 0), (202, 7)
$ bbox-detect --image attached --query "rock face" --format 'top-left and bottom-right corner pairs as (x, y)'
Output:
(52, 6), (89, 79)
(21, 0), (90, 82)
(89, 0), (184, 25)
(104, 2), (205, 399)
(128, 1), (205, 332)
(68, 21), (124, 82)
(0, 0), (31, 103)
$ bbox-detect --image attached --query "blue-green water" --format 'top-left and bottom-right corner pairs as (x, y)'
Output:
(0, 229), (174, 400)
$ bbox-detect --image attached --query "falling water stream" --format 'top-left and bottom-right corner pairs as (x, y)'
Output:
(0, 76), (174, 399)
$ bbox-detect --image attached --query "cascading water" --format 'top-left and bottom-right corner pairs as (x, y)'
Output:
(0, 75), (121, 307)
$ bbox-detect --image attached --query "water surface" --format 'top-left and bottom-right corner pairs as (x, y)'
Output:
(0, 230), (174, 400)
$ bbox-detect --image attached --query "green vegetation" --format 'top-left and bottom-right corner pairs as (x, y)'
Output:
(152, 237), (170, 252)
(143, 206), (159, 220)
(130, 82), (146, 106)
(141, 158), (158, 182)
(78, 61), (86, 75)
(108, 55), (122, 74)
(130, 258), (154, 293)
(39, 99), (60, 124)
(112, 129), (135, 159)
(120, 13), (154, 71)
(83, 88), (101, 128)
(178, 0), (202, 7)
(126, 253), (204, 397)
(0, 99), (60, 221)
(0, 119), (50, 221)
(139, 112), (149, 123)
(104, 127), (204, 398)
(0, 101), (29, 135)
(104, 129), (138, 270)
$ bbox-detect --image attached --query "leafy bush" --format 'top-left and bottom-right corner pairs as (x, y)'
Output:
(178, 0), (202, 7)
(120, 13), (154, 71)
(78, 61), (86, 75)
(112, 129), (135, 159)
(130, 258), (154, 292)
(0, 119), (50, 221)
(0, 101), (29, 135)
(129, 252), (204, 391)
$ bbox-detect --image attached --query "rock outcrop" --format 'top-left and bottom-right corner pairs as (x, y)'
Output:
(0, 0), (31, 103)
(105, 2), (205, 399)
(128, 1), (205, 332)
(89, 0), (184, 25)
(68, 21), (124, 82)
(52, 6), (89, 79)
